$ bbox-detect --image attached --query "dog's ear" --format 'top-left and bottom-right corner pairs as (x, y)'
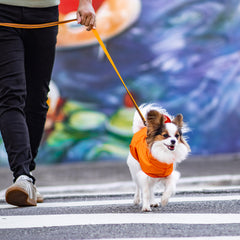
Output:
(180, 136), (191, 152)
(173, 114), (191, 152)
(147, 110), (165, 128)
(146, 110), (165, 146)
(172, 114), (183, 128)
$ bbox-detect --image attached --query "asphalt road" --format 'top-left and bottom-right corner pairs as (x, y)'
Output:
(0, 187), (240, 240)
(0, 154), (240, 240)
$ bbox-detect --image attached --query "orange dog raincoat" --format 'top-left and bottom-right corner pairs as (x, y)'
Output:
(129, 127), (174, 178)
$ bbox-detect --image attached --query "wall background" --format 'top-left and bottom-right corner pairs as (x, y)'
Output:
(0, 0), (240, 165)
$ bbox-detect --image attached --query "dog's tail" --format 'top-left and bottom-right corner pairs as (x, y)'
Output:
(132, 103), (169, 133)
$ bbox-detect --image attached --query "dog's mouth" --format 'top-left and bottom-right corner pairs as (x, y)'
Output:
(164, 144), (175, 151)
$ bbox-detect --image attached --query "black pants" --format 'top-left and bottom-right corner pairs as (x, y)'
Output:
(0, 4), (58, 183)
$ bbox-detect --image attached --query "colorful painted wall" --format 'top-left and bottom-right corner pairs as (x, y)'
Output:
(0, 0), (240, 165)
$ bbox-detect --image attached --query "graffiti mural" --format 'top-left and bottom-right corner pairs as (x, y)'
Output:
(0, 0), (240, 165)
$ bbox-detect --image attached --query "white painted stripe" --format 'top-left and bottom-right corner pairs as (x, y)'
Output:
(1, 174), (238, 194)
(179, 174), (240, 184)
(37, 181), (134, 193)
(0, 199), (131, 209)
(88, 237), (240, 240)
(1, 194), (240, 209)
(1, 185), (240, 203)
(34, 174), (240, 193)
(1, 175), (240, 201)
(34, 184), (240, 199)
(172, 195), (240, 202)
(0, 213), (240, 229)
(176, 185), (240, 193)
(0, 182), (135, 200)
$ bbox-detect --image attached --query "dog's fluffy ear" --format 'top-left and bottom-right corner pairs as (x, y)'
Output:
(180, 136), (191, 152)
(147, 110), (165, 128)
(172, 114), (183, 128)
(146, 110), (165, 146)
(172, 114), (191, 152)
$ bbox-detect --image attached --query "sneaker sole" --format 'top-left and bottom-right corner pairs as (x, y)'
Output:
(5, 186), (37, 207)
(37, 195), (44, 203)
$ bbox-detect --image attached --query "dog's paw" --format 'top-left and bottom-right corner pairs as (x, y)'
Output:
(142, 205), (152, 212)
(133, 194), (141, 205)
(150, 201), (160, 208)
(161, 191), (172, 207)
(133, 197), (140, 205)
(161, 194), (170, 207)
(161, 198), (169, 207)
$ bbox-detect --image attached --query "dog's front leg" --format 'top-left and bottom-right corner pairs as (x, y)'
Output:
(142, 184), (151, 211)
(138, 172), (151, 212)
(133, 185), (140, 205)
(161, 171), (180, 207)
(149, 179), (159, 208)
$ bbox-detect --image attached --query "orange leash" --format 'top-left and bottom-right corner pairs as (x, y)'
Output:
(0, 19), (77, 28)
(91, 29), (146, 125)
(0, 19), (146, 125)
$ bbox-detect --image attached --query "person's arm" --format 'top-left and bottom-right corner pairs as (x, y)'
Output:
(76, 0), (96, 30)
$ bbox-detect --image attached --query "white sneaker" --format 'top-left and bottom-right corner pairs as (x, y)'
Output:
(30, 172), (44, 203)
(36, 190), (44, 203)
(5, 175), (37, 207)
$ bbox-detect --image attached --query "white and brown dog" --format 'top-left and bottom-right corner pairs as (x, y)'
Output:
(127, 104), (190, 211)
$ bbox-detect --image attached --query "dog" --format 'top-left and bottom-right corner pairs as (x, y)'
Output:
(127, 104), (190, 211)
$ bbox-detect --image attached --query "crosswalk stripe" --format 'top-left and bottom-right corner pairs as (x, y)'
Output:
(88, 237), (240, 240)
(1, 181), (240, 201)
(0, 213), (240, 229)
(1, 194), (240, 209)
(31, 185), (240, 201)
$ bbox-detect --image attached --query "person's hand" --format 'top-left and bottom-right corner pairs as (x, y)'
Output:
(77, 0), (96, 31)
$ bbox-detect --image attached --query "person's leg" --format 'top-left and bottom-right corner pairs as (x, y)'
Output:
(0, 4), (33, 183)
(0, 4), (38, 206)
(23, 6), (59, 172)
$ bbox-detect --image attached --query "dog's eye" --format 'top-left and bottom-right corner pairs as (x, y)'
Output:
(175, 134), (180, 139)
(163, 134), (169, 138)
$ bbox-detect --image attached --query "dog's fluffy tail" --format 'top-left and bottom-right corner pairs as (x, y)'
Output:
(132, 103), (169, 133)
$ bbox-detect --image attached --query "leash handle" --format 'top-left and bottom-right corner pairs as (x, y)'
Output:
(92, 29), (146, 125)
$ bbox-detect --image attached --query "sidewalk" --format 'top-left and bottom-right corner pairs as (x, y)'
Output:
(0, 153), (240, 190)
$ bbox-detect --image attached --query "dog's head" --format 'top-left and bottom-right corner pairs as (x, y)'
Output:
(146, 110), (190, 163)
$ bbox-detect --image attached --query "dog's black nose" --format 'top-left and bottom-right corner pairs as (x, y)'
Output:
(171, 140), (176, 144)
